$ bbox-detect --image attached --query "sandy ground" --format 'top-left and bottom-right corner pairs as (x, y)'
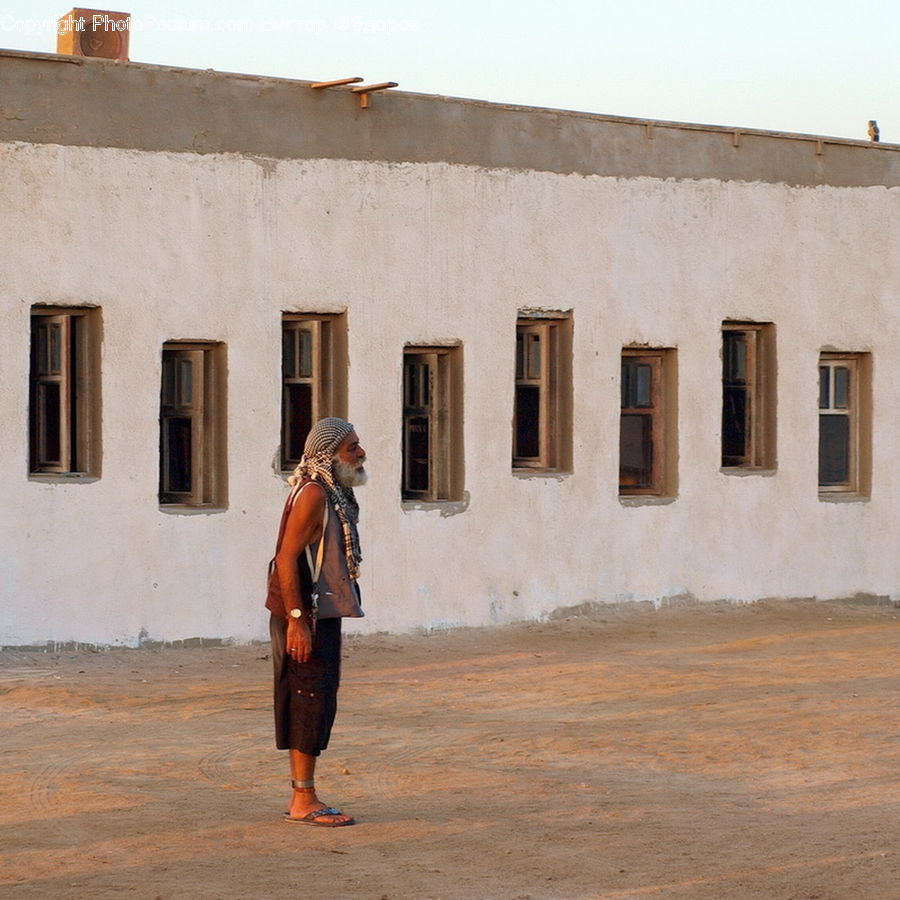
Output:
(0, 599), (898, 900)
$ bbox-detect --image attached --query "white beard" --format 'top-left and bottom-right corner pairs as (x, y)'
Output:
(333, 458), (368, 487)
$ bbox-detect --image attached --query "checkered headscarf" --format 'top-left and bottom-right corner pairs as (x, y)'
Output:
(288, 417), (362, 579)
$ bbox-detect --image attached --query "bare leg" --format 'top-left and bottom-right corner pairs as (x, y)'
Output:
(287, 750), (353, 825)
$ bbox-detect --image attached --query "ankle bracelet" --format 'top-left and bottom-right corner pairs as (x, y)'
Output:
(292, 779), (315, 791)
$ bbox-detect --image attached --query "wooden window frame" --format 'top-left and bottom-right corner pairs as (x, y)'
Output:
(159, 341), (227, 509)
(619, 348), (677, 498)
(818, 352), (870, 497)
(281, 313), (347, 472)
(29, 306), (101, 478)
(721, 322), (776, 470)
(513, 315), (573, 471)
(402, 344), (464, 503)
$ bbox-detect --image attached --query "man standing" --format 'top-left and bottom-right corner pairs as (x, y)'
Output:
(267, 417), (366, 826)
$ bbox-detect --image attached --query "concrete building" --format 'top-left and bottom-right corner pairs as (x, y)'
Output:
(2, 48), (899, 647)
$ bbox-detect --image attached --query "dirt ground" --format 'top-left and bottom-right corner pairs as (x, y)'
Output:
(0, 600), (898, 900)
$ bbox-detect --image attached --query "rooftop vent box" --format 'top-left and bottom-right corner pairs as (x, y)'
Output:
(57, 8), (130, 61)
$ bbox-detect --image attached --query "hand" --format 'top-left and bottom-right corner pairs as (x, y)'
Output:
(286, 617), (313, 663)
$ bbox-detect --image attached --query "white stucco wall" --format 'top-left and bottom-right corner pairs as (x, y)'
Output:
(2, 140), (898, 645)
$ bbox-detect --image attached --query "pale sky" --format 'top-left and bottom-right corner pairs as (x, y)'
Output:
(2, 1), (897, 142)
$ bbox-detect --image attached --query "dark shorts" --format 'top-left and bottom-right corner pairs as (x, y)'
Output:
(270, 614), (342, 755)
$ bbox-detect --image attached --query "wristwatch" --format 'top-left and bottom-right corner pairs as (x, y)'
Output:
(289, 608), (304, 620)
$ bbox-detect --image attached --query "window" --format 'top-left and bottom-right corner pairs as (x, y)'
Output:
(281, 314), (347, 470)
(619, 349), (677, 497)
(159, 342), (227, 508)
(722, 322), (776, 469)
(819, 353), (870, 497)
(29, 306), (101, 477)
(513, 315), (573, 470)
(402, 345), (464, 502)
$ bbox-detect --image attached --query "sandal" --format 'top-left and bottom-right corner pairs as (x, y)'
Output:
(284, 780), (355, 826)
(283, 807), (355, 827)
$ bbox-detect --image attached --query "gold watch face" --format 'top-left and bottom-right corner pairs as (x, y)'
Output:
(289, 608), (302, 618)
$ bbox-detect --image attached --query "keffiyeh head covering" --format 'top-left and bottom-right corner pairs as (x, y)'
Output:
(288, 417), (362, 579)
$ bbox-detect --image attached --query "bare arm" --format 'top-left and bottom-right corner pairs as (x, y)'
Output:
(274, 483), (326, 663)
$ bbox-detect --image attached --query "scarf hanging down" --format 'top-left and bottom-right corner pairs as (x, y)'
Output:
(288, 417), (363, 580)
